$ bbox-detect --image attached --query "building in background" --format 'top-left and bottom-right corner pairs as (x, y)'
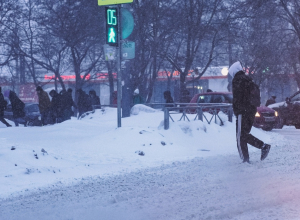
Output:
(0, 66), (297, 106)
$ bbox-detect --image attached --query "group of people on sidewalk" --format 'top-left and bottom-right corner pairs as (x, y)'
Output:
(0, 86), (101, 127)
(36, 87), (77, 125)
(37, 87), (101, 125)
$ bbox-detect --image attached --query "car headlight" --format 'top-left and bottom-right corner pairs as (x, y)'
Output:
(275, 111), (278, 117)
(255, 112), (260, 117)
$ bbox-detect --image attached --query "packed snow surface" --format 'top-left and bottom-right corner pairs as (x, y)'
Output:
(0, 106), (299, 220)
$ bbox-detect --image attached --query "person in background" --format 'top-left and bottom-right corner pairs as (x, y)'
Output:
(49, 90), (63, 123)
(60, 89), (73, 121)
(286, 97), (293, 110)
(207, 89), (213, 92)
(89, 89), (101, 110)
(76, 89), (92, 118)
(36, 86), (51, 125)
(8, 90), (26, 126)
(67, 88), (77, 116)
(0, 87), (11, 127)
(111, 91), (118, 107)
(265, 95), (276, 106)
(133, 89), (144, 105)
(163, 90), (174, 108)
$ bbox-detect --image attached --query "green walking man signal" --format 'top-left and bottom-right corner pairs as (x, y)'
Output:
(106, 7), (118, 46)
(109, 27), (116, 43)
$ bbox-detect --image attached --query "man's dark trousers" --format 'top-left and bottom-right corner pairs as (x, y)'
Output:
(236, 109), (264, 161)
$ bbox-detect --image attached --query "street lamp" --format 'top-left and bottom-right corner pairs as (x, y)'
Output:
(221, 67), (229, 76)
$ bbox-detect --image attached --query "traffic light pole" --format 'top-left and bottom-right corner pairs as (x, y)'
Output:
(117, 4), (122, 127)
(102, 1), (134, 128)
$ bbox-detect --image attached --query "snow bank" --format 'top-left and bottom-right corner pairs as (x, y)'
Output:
(130, 104), (159, 115)
(0, 107), (279, 198)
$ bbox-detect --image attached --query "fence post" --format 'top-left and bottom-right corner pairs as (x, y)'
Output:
(164, 108), (169, 130)
(228, 106), (233, 122)
(197, 108), (203, 121)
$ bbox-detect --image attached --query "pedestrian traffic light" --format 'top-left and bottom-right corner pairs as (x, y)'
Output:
(106, 7), (118, 46)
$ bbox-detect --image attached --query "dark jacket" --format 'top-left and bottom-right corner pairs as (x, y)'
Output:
(60, 90), (73, 111)
(37, 90), (51, 113)
(58, 90), (75, 120)
(232, 71), (256, 116)
(9, 91), (25, 119)
(77, 89), (92, 115)
(67, 92), (76, 109)
(112, 91), (117, 106)
(0, 93), (7, 117)
(50, 90), (63, 117)
(89, 90), (101, 109)
(90, 96), (101, 108)
(164, 91), (174, 108)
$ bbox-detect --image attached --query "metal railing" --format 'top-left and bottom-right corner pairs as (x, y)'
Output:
(83, 103), (233, 130)
(162, 103), (233, 130)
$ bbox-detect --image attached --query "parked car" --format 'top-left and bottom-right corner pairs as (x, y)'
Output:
(189, 92), (277, 131)
(4, 103), (42, 126)
(268, 91), (300, 129)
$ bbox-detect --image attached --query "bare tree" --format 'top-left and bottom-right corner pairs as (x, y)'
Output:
(55, 0), (106, 97)
(17, 0), (106, 97)
(163, 0), (231, 101)
(276, 0), (300, 89)
(130, 0), (177, 102)
(224, 0), (287, 90)
(0, 0), (21, 85)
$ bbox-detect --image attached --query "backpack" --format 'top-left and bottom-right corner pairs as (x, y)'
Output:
(249, 80), (261, 107)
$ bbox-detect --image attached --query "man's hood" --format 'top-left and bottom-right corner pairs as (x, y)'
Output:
(228, 61), (243, 78)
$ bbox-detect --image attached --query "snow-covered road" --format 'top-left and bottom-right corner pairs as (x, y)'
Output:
(1, 127), (300, 220)
(1, 108), (300, 220)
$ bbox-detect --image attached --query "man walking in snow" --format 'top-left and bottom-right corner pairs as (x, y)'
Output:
(229, 61), (271, 163)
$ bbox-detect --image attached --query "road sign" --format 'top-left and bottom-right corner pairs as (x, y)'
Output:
(122, 41), (135, 60)
(104, 44), (117, 60)
(98, 0), (133, 6)
(121, 8), (134, 39)
(105, 7), (118, 46)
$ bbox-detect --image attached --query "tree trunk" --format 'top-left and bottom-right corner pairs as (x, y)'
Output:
(147, 56), (157, 103)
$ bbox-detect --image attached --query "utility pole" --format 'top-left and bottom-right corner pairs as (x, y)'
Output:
(116, 4), (122, 127)
(100, 0), (134, 127)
